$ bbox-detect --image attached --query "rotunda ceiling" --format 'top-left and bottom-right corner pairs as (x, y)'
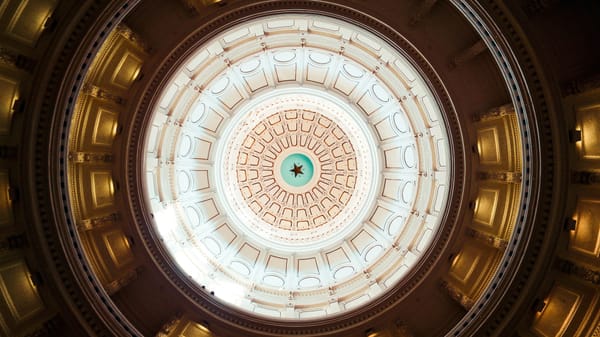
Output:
(40, 0), (559, 335)
(143, 14), (451, 319)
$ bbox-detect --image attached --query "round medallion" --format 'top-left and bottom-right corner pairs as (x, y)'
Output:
(280, 153), (314, 187)
(220, 90), (372, 244)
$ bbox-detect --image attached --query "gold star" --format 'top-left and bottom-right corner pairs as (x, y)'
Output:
(290, 163), (304, 177)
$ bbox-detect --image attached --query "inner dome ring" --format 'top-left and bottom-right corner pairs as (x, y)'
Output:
(277, 151), (317, 189)
(216, 89), (375, 247)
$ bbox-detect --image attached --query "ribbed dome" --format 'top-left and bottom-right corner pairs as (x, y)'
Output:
(144, 14), (450, 319)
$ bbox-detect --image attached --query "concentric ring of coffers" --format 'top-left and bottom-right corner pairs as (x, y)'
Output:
(219, 89), (375, 247)
(143, 14), (451, 319)
(233, 94), (361, 235)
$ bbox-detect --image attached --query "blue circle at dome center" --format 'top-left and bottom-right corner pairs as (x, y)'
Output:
(281, 153), (314, 187)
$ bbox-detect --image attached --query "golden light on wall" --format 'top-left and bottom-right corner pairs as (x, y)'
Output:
(473, 188), (499, 227)
(447, 240), (501, 302)
(91, 108), (119, 146)
(5, 0), (57, 46)
(90, 171), (115, 209)
(0, 75), (19, 136)
(111, 52), (143, 89)
(476, 127), (500, 164)
(131, 67), (141, 83)
(449, 245), (480, 286)
(0, 170), (13, 227)
(72, 167), (118, 219)
(471, 182), (520, 240)
(181, 321), (212, 337)
(70, 98), (120, 151)
(474, 110), (521, 173)
(62, 19), (147, 306)
(0, 260), (44, 324)
(82, 24), (146, 94)
(103, 229), (134, 268)
(575, 105), (600, 159)
(532, 285), (581, 337)
(569, 199), (600, 257)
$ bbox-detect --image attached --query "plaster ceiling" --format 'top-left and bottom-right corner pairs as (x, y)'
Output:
(144, 13), (450, 320)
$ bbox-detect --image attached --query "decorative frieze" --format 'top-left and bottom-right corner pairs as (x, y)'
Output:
(473, 104), (515, 122)
(0, 233), (28, 251)
(478, 171), (522, 183)
(68, 152), (113, 163)
(77, 213), (119, 231)
(556, 258), (600, 285)
(80, 83), (125, 105)
(0, 47), (35, 71)
(105, 266), (143, 295)
(0, 48), (17, 67)
(466, 228), (508, 250)
(564, 72), (600, 96)
(115, 24), (150, 53)
(572, 171), (600, 185)
(440, 280), (474, 310)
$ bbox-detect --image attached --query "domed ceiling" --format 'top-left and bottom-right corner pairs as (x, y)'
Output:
(59, 1), (534, 335)
(143, 14), (451, 319)
(11, 0), (597, 336)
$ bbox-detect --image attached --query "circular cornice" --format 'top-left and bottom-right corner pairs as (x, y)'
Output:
(34, 1), (145, 336)
(446, 1), (559, 335)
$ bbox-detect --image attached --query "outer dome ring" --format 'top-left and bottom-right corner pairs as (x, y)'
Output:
(144, 13), (452, 319)
(127, 1), (465, 332)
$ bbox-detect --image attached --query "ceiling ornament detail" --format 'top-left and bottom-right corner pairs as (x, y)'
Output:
(235, 98), (359, 234)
